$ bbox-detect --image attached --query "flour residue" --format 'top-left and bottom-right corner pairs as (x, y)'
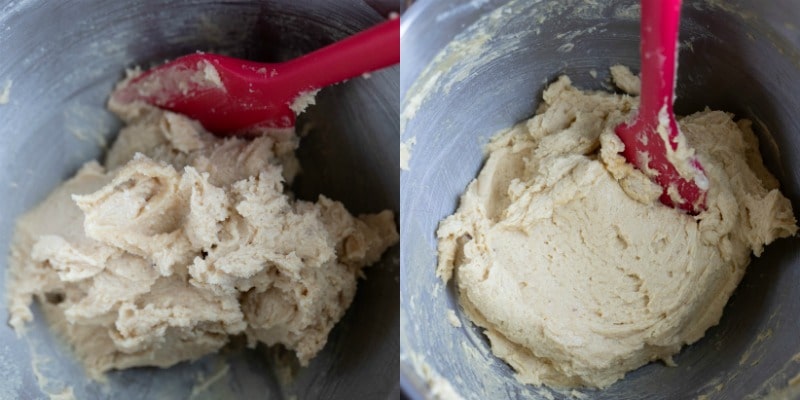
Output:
(401, 70), (442, 133)
(434, 0), (492, 23)
(401, 0), (638, 135)
(0, 348), (23, 399)
(613, 3), (641, 19)
(557, 43), (575, 53)
(400, 136), (417, 171)
(19, 322), (84, 400)
(407, 352), (464, 400)
(189, 363), (230, 399)
(749, 112), (785, 179)
(64, 103), (113, 151)
(0, 80), (12, 104)
(48, 387), (75, 400)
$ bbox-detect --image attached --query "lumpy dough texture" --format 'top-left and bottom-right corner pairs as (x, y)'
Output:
(436, 67), (797, 389)
(7, 79), (398, 377)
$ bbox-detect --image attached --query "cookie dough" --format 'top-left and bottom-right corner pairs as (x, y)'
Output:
(436, 67), (797, 389)
(7, 76), (398, 377)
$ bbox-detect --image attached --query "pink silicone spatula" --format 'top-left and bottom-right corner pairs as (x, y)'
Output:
(110, 18), (400, 135)
(614, 0), (708, 213)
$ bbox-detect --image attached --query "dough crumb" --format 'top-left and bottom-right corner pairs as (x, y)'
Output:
(569, 390), (587, 399)
(201, 61), (223, 88)
(49, 387), (75, 400)
(446, 309), (462, 328)
(789, 372), (800, 386)
(610, 64), (641, 95)
(0, 80), (12, 104)
(400, 136), (417, 171)
(289, 89), (320, 115)
(408, 352), (464, 400)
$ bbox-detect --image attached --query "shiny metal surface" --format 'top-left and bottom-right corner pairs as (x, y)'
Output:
(400, 0), (800, 399)
(0, 1), (398, 399)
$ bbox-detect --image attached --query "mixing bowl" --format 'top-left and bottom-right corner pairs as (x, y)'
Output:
(400, 0), (800, 398)
(0, 1), (399, 398)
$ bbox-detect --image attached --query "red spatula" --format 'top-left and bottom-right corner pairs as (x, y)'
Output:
(111, 18), (400, 135)
(614, 0), (708, 213)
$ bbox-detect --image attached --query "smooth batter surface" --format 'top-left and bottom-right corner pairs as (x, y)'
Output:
(437, 67), (797, 389)
(7, 78), (398, 377)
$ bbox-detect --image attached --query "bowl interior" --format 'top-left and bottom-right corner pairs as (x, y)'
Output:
(400, 0), (800, 398)
(0, 1), (399, 399)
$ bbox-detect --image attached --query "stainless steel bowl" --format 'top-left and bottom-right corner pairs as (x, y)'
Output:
(0, 1), (399, 398)
(400, 0), (800, 398)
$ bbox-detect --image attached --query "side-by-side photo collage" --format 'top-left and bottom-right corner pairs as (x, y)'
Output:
(1, 1), (799, 399)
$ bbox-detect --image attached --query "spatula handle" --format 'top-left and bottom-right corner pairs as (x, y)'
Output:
(279, 18), (400, 91)
(639, 0), (681, 123)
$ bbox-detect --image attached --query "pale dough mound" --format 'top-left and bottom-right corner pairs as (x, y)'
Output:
(437, 69), (797, 389)
(7, 94), (398, 377)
